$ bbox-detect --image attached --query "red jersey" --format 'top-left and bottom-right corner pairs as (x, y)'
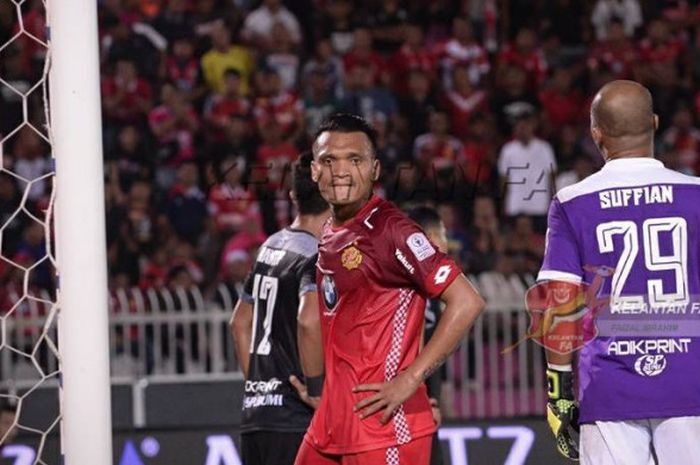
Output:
(207, 183), (263, 234)
(587, 40), (637, 79)
(443, 89), (488, 139)
(306, 196), (461, 454)
(497, 44), (547, 88)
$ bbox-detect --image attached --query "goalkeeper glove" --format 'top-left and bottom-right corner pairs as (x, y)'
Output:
(546, 367), (580, 461)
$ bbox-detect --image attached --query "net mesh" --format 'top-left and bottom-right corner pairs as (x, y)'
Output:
(0, 0), (60, 463)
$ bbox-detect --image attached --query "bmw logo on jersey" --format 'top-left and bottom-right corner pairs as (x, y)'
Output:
(322, 274), (338, 314)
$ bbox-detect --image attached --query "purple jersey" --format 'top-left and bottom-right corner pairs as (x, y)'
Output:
(539, 158), (700, 423)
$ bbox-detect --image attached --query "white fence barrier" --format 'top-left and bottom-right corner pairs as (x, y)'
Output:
(1, 277), (547, 419)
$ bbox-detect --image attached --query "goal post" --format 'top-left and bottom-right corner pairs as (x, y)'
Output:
(48, 0), (113, 463)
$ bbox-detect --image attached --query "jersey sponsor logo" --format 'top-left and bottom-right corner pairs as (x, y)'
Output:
(322, 274), (338, 313)
(257, 246), (287, 267)
(406, 232), (435, 261)
(395, 248), (415, 274)
(245, 378), (283, 394)
(634, 354), (667, 376)
(341, 245), (363, 270)
(607, 338), (691, 356)
(243, 378), (285, 409)
(434, 265), (452, 285)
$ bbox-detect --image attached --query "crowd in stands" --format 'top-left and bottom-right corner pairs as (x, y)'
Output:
(1, 0), (700, 305)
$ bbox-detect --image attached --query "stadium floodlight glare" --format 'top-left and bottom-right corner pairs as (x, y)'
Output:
(48, 0), (113, 464)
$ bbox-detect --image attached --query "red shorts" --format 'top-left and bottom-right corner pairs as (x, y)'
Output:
(294, 435), (432, 465)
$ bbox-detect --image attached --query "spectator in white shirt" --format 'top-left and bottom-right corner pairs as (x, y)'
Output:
(241, 0), (302, 49)
(591, 0), (643, 40)
(497, 109), (557, 231)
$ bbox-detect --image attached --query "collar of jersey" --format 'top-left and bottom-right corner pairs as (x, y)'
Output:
(603, 157), (663, 170)
(330, 194), (382, 232)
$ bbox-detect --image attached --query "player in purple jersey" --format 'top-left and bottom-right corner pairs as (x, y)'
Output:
(539, 80), (700, 464)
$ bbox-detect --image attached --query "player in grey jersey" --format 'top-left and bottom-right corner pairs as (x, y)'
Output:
(540, 80), (700, 464)
(231, 152), (330, 465)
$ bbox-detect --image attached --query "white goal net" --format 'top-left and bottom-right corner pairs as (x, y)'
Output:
(0, 0), (60, 463)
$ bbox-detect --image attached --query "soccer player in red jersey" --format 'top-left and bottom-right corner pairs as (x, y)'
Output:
(293, 114), (485, 465)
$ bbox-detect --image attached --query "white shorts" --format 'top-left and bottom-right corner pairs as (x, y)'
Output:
(581, 416), (700, 465)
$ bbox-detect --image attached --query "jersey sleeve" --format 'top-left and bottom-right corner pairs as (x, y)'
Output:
(298, 253), (318, 297)
(384, 214), (461, 298)
(537, 197), (583, 283)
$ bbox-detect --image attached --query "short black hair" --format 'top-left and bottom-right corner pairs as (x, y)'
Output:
(293, 152), (329, 215)
(312, 113), (378, 156)
(223, 68), (242, 79)
(408, 206), (442, 231)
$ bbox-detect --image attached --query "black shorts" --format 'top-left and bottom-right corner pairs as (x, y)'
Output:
(241, 431), (305, 465)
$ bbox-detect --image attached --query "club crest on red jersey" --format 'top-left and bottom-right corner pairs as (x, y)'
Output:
(341, 245), (363, 270)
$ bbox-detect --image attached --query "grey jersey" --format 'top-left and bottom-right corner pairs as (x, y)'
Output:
(240, 228), (318, 433)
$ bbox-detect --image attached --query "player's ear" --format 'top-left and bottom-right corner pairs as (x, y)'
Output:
(310, 159), (320, 183)
(653, 114), (659, 131)
(590, 126), (603, 151)
(371, 158), (380, 182)
(289, 189), (298, 205)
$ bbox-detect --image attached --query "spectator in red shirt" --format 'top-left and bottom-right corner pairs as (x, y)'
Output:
(443, 64), (489, 140)
(342, 27), (391, 87)
(413, 110), (464, 173)
(164, 35), (206, 104)
(204, 68), (251, 144)
(538, 66), (585, 135)
(15, 0), (46, 75)
(461, 114), (499, 192)
(637, 18), (689, 124)
(637, 18), (686, 89)
(587, 19), (638, 80)
(102, 58), (153, 127)
(661, 105), (700, 175)
(390, 22), (436, 96)
(252, 68), (305, 143)
(254, 120), (299, 190)
(434, 16), (490, 89)
(497, 27), (547, 90)
(169, 239), (204, 286)
(207, 156), (263, 236)
(139, 247), (169, 289)
(148, 82), (200, 188)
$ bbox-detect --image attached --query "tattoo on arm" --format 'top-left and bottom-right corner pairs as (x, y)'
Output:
(421, 354), (448, 381)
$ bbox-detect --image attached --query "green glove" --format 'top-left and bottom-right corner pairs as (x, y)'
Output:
(546, 368), (580, 461)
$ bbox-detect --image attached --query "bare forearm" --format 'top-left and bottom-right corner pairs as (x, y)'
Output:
(233, 328), (251, 377)
(298, 324), (323, 377)
(297, 293), (323, 377)
(407, 277), (484, 382)
(231, 301), (253, 377)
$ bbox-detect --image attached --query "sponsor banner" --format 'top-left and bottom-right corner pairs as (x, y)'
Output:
(1, 419), (568, 465)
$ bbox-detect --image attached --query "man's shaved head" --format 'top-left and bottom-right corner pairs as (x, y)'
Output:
(591, 80), (654, 137)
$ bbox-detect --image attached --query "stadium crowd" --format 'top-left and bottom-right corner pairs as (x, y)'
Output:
(1, 0), (700, 303)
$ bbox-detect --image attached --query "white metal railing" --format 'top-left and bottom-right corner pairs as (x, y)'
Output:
(0, 278), (547, 418)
